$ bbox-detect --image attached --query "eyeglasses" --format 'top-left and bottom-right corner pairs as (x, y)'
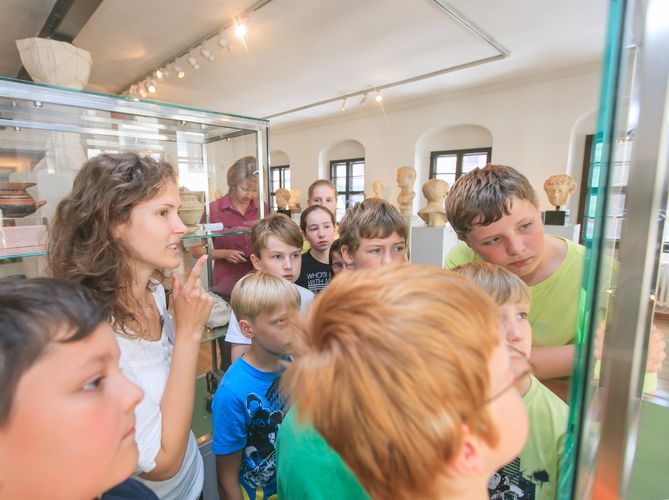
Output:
(331, 262), (356, 271)
(480, 345), (534, 407)
(235, 185), (256, 194)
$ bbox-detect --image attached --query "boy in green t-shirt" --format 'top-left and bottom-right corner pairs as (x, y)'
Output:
(276, 198), (409, 499)
(444, 164), (664, 400)
(455, 262), (568, 500)
(444, 164), (579, 399)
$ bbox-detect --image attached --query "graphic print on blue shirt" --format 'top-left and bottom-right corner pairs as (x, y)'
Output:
(242, 391), (283, 495)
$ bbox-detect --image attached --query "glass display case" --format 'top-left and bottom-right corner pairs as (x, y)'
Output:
(0, 77), (270, 456)
(560, 0), (669, 498)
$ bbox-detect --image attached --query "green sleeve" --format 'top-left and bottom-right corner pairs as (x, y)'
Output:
(443, 241), (480, 269)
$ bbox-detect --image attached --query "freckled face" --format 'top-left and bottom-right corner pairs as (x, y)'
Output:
(466, 198), (545, 280)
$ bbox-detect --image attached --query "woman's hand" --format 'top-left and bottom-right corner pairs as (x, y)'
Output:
(171, 255), (213, 342)
(219, 249), (247, 264)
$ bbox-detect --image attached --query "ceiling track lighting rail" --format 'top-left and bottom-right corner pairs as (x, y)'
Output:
(122, 0), (274, 98)
(265, 0), (510, 119)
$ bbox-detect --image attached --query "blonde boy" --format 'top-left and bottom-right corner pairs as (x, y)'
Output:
(225, 213), (315, 361)
(282, 264), (528, 500)
(454, 262), (568, 500)
(213, 272), (300, 500)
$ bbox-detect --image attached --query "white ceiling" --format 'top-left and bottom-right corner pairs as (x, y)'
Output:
(1, 0), (609, 126)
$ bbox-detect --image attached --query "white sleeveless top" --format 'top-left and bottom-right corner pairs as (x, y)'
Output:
(115, 282), (203, 500)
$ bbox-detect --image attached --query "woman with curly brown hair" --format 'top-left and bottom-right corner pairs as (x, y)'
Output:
(49, 153), (212, 500)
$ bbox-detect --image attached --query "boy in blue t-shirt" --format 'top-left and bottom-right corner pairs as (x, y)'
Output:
(213, 271), (300, 500)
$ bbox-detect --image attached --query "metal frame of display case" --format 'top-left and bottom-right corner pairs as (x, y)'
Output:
(562, 0), (669, 498)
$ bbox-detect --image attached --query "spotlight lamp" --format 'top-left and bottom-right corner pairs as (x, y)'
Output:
(200, 47), (215, 62)
(173, 63), (185, 79)
(217, 34), (231, 51)
(234, 21), (248, 39)
(146, 79), (157, 94)
(138, 85), (148, 99)
(187, 53), (200, 70)
(154, 68), (164, 80)
(375, 91), (383, 103)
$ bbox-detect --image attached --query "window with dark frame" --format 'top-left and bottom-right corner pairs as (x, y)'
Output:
(270, 165), (290, 211)
(429, 147), (492, 186)
(330, 158), (365, 222)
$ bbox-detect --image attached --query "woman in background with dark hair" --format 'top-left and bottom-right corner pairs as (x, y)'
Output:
(49, 153), (212, 500)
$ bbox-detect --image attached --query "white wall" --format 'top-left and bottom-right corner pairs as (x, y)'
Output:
(270, 69), (601, 216)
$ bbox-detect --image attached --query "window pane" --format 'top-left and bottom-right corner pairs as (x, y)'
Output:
(351, 175), (365, 191)
(436, 172), (456, 186)
(284, 169), (291, 184)
(334, 176), (346, 191)
(351, 161), (365, 177)
(350, 193), (365, 205)
(336, 163), (347, 178)
(271, 170), (280, 183)
(435, 155), (457, 174)
(462, 153), (488, 173)
(272, 180), (280, 192)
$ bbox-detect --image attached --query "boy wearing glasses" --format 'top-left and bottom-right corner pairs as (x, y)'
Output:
(282, 264), (528, 500)
(454, 262), (568, 500)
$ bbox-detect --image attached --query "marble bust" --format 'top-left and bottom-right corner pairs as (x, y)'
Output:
(543, 174), (577, 209)
(418, 178), (449, 227)
(396, 166), (416, 217)
(275, 188), (290, 210)
(288, 188), (302, 213)
(371, 180), (383, 199)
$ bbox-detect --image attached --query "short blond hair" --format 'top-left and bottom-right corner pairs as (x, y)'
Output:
(251, 213), (304, 257)
(445, 164), (537, 240)
(338, 198), (407, 255)
(307, 179), (337, 200)
(284, 264), (500, 499)
(453, 262), (531, 306)
(230, 272), (301, 322)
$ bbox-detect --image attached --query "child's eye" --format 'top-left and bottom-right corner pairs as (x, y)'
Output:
(483, 237), (500, 246)
(518, 312), (529, 320)
(158, 209), (168, 216)
(369, 248), (382, 254)
(292, 253), (301, 259)
(271, 255), (281, 260)
(392, 245), (406, 253)
(83, 376), (105, 391)
(520, 223), (532, 231)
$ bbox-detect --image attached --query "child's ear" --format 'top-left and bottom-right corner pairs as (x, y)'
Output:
(340, 245), (355, 265)
(250, 254), (262, 271)
(239, 319), (255, 340)
(449, 424), (487, 479)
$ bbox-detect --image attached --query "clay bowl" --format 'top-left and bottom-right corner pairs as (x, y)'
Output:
(0, 182), (47, 218)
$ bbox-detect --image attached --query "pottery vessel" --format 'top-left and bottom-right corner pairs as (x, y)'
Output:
(0, 183), (47, 218)
(178, 190), (205, 226)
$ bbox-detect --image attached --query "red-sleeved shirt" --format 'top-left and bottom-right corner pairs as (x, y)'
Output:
(206, 194), (266, 298)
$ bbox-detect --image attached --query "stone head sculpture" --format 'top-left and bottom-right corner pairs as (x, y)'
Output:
(543, 175), (577, 209)
(275, 188), (290, 210)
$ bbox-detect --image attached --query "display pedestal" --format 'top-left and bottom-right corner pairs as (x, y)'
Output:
(410, 224), (459, 267)
(544, 223), (581, 243)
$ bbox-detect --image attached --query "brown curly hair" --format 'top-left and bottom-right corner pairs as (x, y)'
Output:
(48, 153), (177, 334)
